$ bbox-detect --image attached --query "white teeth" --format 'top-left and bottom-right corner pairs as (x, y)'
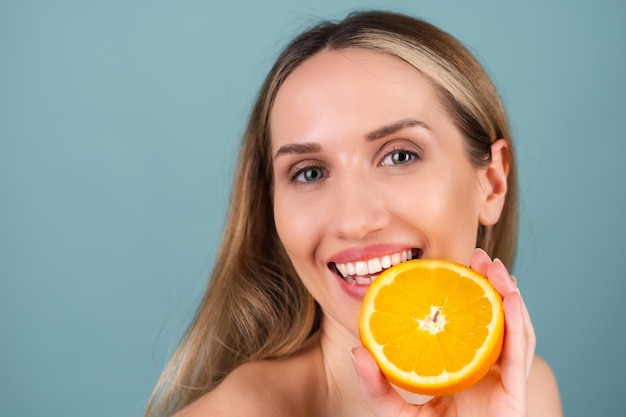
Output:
(368, 258), (382, 274)
(391, 252), (401, 265)
(355, 276), (371, 285)
(334, 249), (417, 282)
(355, 261), (368, 276)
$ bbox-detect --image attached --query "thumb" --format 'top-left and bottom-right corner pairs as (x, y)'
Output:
(351, 346), (413, 416)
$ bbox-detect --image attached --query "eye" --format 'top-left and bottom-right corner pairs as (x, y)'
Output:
(291, 166), (326, 183)
(380, 148), (419, 166)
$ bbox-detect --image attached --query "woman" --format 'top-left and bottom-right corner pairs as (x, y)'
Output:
(146, 10), (562, 417)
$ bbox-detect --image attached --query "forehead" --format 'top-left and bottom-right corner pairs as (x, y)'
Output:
(269, 48), (446, 147)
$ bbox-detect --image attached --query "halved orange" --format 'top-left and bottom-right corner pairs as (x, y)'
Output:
(359, 259), (504, 396)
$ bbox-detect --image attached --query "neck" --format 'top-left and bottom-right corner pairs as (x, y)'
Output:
(317, 316), (374, 417)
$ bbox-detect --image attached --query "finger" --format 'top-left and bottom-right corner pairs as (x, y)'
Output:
(518, 291), (536, 376)
(499, 290), (530, 400)
(351, 347), (412, 416)
(470, 247), (492, 276)
(487, 257), (517, 296)
(470, 249), (518, 296)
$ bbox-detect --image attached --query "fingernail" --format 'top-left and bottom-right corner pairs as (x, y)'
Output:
(350, 349), (361, 375)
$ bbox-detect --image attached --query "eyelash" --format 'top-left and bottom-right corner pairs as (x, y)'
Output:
(287, 144), (421, 184)
(380, 145), (421, 167)
(289, 163), (327, 184)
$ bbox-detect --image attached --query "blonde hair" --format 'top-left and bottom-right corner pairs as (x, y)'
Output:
(145, 10), (518, 416)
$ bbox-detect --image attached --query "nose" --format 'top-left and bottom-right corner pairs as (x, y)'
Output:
(327, 174), (390, 241)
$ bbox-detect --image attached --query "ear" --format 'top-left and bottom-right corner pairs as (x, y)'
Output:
(478, 139), (510, 226)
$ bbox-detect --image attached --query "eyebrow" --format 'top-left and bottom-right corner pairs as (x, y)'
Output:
(273, 118), (428, 159)
(274, 142), (322, 159)
(366, 118), (428, 141)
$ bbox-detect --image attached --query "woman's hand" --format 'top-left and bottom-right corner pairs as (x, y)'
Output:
(351, 248), (536, 417)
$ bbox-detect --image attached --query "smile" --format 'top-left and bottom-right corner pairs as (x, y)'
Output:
(330, 248), (422, 285)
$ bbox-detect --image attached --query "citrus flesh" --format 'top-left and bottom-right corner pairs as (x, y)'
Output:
(359, 259), (504, 396)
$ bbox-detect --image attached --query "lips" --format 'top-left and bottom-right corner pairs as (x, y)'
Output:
(330, 248), (422, 285)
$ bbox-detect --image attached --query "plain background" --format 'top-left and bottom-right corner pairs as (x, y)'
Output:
(1, 0), (624, 416)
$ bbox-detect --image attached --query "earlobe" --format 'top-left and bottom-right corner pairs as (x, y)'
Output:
(478, 139), (510, 226)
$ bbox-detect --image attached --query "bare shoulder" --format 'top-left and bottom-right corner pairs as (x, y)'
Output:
(174, 361), (290, 417)
(175, 339), (325, 417)
(528, 355), (563, 417)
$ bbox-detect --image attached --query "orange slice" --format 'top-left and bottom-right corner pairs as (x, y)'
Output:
(359, 259), (504, 396)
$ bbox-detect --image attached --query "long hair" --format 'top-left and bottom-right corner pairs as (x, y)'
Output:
(145, 10), (518, 416)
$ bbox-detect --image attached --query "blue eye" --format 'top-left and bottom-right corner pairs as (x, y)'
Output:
(382, 149), (418, 166)
(292, 166), (325, 183)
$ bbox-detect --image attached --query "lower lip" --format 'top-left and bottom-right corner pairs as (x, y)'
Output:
(337, 275), (372, 300)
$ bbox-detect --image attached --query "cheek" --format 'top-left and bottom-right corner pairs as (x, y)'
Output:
(401, 166), (478, 215)
(444, 181), (482, 258)
(273, 199), (292, 251)
(273, 193), (329, 302)
(273, 193), (315, 260)
(402, 169), (482, 260)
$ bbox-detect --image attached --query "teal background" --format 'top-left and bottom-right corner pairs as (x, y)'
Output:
(1, 0), (624, 416)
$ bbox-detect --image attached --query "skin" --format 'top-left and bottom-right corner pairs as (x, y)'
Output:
(176, 49), (562, 417)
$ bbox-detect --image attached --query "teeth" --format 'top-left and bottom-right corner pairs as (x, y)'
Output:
(392, 252), (401, 265)
(334, 249), (417, 282)
(368, 258), (382, 274)
(355, 261), (368, 275)
(355, 276), (371, 285)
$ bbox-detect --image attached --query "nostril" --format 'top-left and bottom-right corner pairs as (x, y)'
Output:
(327, 183), (390, 241)
(331, 209), (390, 241)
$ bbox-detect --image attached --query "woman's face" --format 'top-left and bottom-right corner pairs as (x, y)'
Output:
(270, 49), (505, 338)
